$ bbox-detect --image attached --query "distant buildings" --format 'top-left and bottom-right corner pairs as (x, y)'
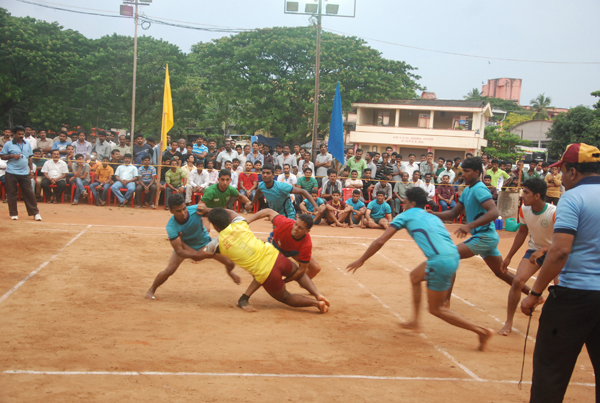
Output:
(509, 120), (553, 149)
(482, 78), (522, 104)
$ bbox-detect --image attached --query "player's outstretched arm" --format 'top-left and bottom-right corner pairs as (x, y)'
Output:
(213, 253), (241, 284)
(171, 237), (214, 261)
(347, 226), (398, 273)
(292, 187), (318, 209)
(246, 208), (278, 224)
(455, 199), (498, 239)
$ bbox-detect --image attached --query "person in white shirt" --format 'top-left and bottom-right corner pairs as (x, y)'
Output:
(23, 125), (37, 151)
(298, 153), (315, 177)
(275, 145), (298, 175)
(223, 160), (239, 189)
(315, 144), (333, 186)
(277, 163), (297, 186)
(422, 173), (438, 211)
(185, 160), (210, 204)
(345, 170), (363, 189)
(205, 160), (218, 185)
(499, 178), (556, 336)
(401, 153), (419, 178)
(216, 140), (239, 169)
(40, 149), (69, 203)
(411, 171), (424, 188)
(436, 160), (456, 184)
(110, 153), (139, 206)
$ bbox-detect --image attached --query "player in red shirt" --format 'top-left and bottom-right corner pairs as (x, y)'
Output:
(240, 208), (325, 312)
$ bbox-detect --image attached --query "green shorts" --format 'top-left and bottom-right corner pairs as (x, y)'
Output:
(463, 231), (501, 259)
(426, 254), (459, 292)
(372, 216), (384, 224)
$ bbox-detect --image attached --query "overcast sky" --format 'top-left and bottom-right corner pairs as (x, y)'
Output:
(4, 0), (600, 108)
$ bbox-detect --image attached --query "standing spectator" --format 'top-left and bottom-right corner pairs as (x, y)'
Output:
(435, 157), (446, 178)
(538, 161), (549, 180)
(72, 131), (92, 160)
(89, 157), (113, 206)
(0, 126), (41, 220)
(402, 153), (420, 178)
(216, 139), (238, 169)
(41, 150), (69, 204)
(70, 153), (91, 205)
(275, 145), (298, 175)
(320, 169), (343, 201)
(391, 154), (405, 182)
(23, 125), (37, 150)
(232, 158), (243, 174)
(483, 175), (498, 202)
(192, 136), (208, 161)
(52, 132), (71, 155)
(419, 152), (438, 178)
(185, 160), (210, 204)
(135, 155), (157, 208)
(92, 131), (112, 161)
(176, 138), (187, 155)
(364, 152), (377, 177)
(520, 143), (600, 402)
(436, 160), (456, 184)
(345, 170), (363, 190)
(346, 148), (368, 178)
(486, 159), (510, 189)
(246, 141), (264, 166)
(315, 144), (332, 186)
(0, 128), (12, 146)
(522, 161), (540, 183)
(111, 153), (139, 207)
(298, 152), (314, 176)
(263, 144), (274, 166)
(436, 174), (456, 211)
(112, 135), (131, 160)
(452, 156), (463, 177)
(393, 172), (412, 214)
(164, 159), (187, 209)
(375, 152), (393, 180)
(132, 134), (153, 165)
(544, 165), (562, 205)
(36, 129), (53, 157)
(204, 138), (218, 167)
(422, 173), (438, 211)
(293, 144), (303, 165)
(272, 144), (283, 160)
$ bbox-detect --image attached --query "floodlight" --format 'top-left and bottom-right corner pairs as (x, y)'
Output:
(286, 1), (299, 12)
(325, 4), (339, 14)
(120, 5), (133, 16)
(305, 3), (318, 13)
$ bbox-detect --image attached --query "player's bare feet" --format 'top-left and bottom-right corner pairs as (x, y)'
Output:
(498, 323), (512, 336)
(478, 328), (494, 351)
(330, 223), (336, 227)
(400, 321), (420, 332)
(240, 304), (257, 312)
(317, 301), (329, 313)
(237, 295), (256, 312)
(145, 289), (156, 300)
(348, 223), (354, 228)
(317, 295), (330, 307)
(191, 260), (199, 264)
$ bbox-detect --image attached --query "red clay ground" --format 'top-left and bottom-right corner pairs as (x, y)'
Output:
(0, 201), (594, 402)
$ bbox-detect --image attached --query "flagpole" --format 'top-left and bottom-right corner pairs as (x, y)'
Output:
(155, 111), (166, 207)
(311, 0), (322, 162)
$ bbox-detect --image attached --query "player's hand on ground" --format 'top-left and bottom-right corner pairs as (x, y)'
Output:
(347, 260), (363, 274)
(501, 257), (510, 274)
(520, 294), (538, 316)
(454, 224), (471, 239)
(228, 271), (241, 285)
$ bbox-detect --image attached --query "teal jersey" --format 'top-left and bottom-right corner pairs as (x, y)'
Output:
(305, 197), (324, 212)
(166, 205), (212, 251)
(459, 181), (495, 235)
(367, 199), (391, 219)
(345, 198), (365, 215)
(259, 181), (295, 219)
(390, 208), (459, 260)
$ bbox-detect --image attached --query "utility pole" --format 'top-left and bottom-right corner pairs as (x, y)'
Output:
(310, 0), (322, 162)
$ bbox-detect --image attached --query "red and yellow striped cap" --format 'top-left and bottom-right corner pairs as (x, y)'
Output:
(550, 143), (600, 168)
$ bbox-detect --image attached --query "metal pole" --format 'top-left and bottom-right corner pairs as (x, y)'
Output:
(131, 1), (138, 137)
(311, 0), (322, 162)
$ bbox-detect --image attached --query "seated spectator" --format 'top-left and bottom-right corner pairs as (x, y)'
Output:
(422, 173), (438, 211)
(109, 149), (121, 174)
(411, 171), (424, 187)
(238, 161), (258, 200)
(223, 160), (239, 189)
(206, 159), (218, 185)
(70, 153), (91, 205)
(300, 187), (326, 225)
(297, 167), (318, 194)
(325, 189), (353, 228)
(41, 150), (69, 203)
(274, 165), (283, 177)
(437, 174), (456, 211)
(361, 168), (376, 201)
(253, 160), (263, 176)
(393, 172), (412, 215)
(32, 148), (47, 200)
(185, 160), (210, 205)
(366, 190), (392, 229)
(89, 157), (113, 206)
(345, 170), (363, 189)
(135, 156), (157, 209)
(320, 168), (343, 201)
(278, 163), (297, 186)
(181, 154), (196, 177)
(232, 158), (243, 173)
(164, 158), (187, 210)
(345, 189), (367, 228)
(110, 153), (139, 207)
(483, 174), (498, 202)
(52, 131), (71, 155)
(544, 165), (562, 205)
(87, 152), (101, 172)
(113, 135), (131, 160)
(374, 174), (394, 214)
(62, 145), (76, 181)
(338, 166), (351, 183)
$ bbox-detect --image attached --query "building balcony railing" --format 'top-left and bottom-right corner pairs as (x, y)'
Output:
(355, 124), (481, 138)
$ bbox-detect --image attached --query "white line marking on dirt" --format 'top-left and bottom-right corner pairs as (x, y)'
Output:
(0, 225), (91, 305)
(333, 263), (482, 382)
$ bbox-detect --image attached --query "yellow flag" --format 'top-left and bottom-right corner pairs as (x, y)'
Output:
(161, 64), (174, 152)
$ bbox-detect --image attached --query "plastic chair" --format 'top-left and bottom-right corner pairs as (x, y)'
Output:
(108, 187), (135, 207)
(342, 188), (354, 201)
(193, 192), (204, 204)
(43, 183), (67, 203)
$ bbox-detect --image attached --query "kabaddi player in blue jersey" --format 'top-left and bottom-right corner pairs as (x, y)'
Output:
(431, 157), (529, 303)
(347, 187), (494, 350)
(249, 164), (317, 218)
(145, 193), (237, 300)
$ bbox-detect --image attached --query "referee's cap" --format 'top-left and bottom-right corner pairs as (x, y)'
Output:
(549, 143), (600, 168)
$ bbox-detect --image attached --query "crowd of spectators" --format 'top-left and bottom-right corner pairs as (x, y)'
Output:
(0, 126), (563, 227)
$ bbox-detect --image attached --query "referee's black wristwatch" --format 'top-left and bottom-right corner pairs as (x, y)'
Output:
(529, 289), (543, 298)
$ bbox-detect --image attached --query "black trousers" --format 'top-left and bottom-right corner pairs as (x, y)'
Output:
(41, 177), (66, 200)
(135, 183), (157, 206)
(5, 172), (39, 217)
(531, 285), (600, 402)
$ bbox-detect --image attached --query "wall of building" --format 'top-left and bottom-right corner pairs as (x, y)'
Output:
(509, 120), (553, 148)
(481, 78), (522, 103)
(398, 109), (419, 127)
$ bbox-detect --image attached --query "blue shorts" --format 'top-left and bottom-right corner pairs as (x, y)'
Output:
(463, 231), (501, 259)
(524, 249), (546, 266)
(426, 255), (459, 292)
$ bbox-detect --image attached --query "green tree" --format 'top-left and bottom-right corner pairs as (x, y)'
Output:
(464, 88), (482, 100)
(483, 126), (532, 162)
(483, 97), (526, 113)
(503, 112), (535, 130)
(546, 104), (600, 158)
(530, 93), (552, 120)
(188, 26), (422, 142)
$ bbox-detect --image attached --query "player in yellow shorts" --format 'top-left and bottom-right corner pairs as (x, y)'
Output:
(197, 206), (330, 313)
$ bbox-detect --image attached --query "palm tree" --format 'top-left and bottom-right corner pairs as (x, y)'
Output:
(530, 93), (552, 120)
(464, 88), (482, 100)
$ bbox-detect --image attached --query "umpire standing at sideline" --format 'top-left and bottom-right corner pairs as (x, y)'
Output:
(521, 143), (600, 402)
(0, 125), (41, 221)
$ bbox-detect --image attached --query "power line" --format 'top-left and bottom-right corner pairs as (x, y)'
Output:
(324, 27), (600, 65)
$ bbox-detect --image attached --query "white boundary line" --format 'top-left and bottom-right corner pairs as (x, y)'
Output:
(0, 370), (593, 387)
(0, 225), (91, 305)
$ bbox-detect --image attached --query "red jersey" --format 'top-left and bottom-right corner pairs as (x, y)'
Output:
(327, 199), (346, 210)
(272, 215), (312, 264)
(239, 171), (258, 190)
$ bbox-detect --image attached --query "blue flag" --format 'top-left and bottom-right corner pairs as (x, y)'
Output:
(328, 81), (345, 164)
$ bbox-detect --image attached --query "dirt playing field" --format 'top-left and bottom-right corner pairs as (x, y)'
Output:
(0, 201), (594, 402)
